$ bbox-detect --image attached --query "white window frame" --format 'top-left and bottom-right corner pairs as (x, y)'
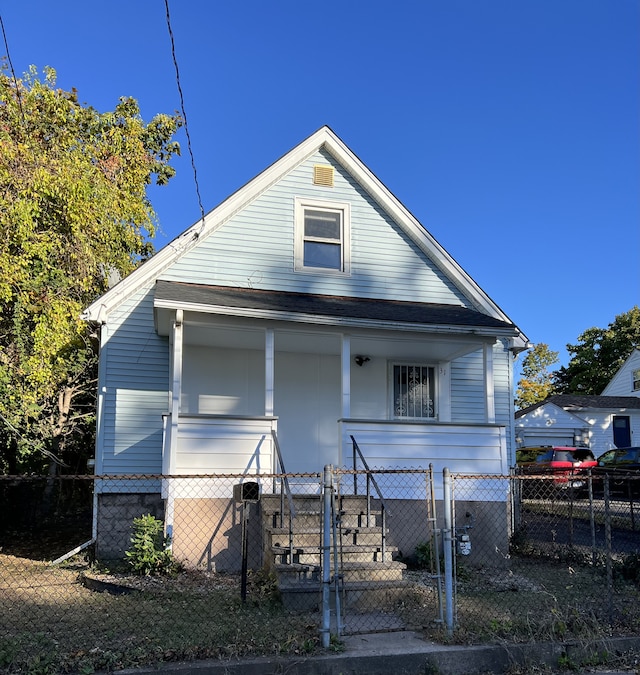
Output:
(633, 368), (640, 392)
(294, 197), (351, 274)
(389, 362), (438, 420)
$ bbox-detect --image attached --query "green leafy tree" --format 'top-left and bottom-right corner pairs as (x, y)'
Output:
(0, 64), (181, 473)
(515, 343), (559, 410)
(553, 307), (640, 395)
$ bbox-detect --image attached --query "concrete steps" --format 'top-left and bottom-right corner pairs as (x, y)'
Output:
(261, 491), (406, 611)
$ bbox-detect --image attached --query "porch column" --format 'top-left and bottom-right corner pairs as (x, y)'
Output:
(167, 309), (183, 475)
(341, 334), (351, 418)
(265, 327), (274, 416)
(484, 342), (495, 424)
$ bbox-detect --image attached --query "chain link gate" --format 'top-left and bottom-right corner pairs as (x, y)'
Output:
(319, 465), (446, 637)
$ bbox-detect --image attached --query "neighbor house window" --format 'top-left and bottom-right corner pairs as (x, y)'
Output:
(633, 368), (640, 392)
(392, 364), (436, 419)
(295, 198), (350, 273)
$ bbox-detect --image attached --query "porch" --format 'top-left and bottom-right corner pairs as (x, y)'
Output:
(157, 291), (511, 477)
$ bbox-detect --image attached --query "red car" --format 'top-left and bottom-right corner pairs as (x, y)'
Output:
(516, 446), (597, 495)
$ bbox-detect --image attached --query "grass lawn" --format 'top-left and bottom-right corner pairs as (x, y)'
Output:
(2, 549), (640, 674)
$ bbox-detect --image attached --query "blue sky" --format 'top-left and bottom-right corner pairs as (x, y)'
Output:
(2, 1), (638, 371)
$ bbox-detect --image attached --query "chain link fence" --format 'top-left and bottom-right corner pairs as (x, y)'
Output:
(451, 472), (640, 642)
(1, 470), (639, 673)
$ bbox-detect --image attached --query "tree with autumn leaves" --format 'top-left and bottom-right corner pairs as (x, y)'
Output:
(0, 65), (181, 473)
(516, 307), (640, 410)
(514, 343), (559, 410)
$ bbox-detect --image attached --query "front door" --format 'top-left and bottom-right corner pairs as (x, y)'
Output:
(275, 352), (341, 473)
(612, 415), (631, 448)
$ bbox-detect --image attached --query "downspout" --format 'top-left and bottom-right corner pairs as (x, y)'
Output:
(53, 321), (109, 565)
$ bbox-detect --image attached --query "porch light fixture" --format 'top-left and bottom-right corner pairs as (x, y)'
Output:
(354, 355), (370, 367)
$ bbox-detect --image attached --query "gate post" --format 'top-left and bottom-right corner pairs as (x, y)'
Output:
(321, 464), (333, 648)
(443, 468), (454, 636)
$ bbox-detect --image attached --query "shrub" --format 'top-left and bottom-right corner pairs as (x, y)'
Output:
(125, 514), (179, 576)
(617, 552), (640, 583)
(415, 540), (435, 570)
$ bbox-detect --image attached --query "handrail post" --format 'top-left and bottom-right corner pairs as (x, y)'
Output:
(271, 431), (296, 561)
(366, 474), (371, 527)
(352, 439), (357, 495)
(280, 485), (285, 529)
(381, 504), (386, 562)
(349, 435), (389, 518)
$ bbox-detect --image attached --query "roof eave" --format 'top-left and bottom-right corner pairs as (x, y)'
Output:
(153, 297), (519, 339)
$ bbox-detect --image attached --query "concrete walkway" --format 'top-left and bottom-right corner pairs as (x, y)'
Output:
(114, 632), (640, 675)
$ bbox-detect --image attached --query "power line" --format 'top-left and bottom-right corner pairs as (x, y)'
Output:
(164, 0), (206, 238)
(0, 13), (27, 127)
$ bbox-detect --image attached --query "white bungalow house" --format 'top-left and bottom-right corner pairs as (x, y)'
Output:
(83, 127), (528, 567)
(515, 349), (640, 454)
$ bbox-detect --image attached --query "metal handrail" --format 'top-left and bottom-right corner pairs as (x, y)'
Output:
(271, 431), (296, 563)
(350, 435), (388, 561)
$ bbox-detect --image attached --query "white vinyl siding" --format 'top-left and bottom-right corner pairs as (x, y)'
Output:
(341, 420), (508, 488)
(99, 286), (169, 474)
(450, 350), (486, 423)
(601, 350), (640, 397)
(181, 346), (265, 416)
(161, 150), (469, 306)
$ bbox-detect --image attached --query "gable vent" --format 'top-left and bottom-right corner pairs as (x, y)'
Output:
(313, 164), (334, 187)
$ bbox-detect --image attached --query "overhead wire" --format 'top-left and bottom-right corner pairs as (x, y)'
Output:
(0, 13), (27, 128)
(163, 0), (206, 239)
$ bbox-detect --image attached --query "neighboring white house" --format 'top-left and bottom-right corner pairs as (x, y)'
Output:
(83, 126), (528, 564)
(515, 393), (640, 455)
(515, 350), (640, 453)
(602, 348), (640, 398)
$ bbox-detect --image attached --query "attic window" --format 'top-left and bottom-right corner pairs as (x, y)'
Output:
(313, 165), (334, 187)
(633, 368), (640, 391)
(295, 198), (350, 274)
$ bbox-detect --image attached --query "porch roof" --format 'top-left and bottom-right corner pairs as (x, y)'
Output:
(154, 280), (516, 334)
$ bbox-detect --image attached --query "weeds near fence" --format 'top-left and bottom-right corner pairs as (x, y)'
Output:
(400, 555), (640, 645)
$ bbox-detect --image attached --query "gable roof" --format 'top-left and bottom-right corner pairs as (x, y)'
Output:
(515, 394), (640, 418)
(514, 401), (587, 426)
(601, 348), (640, 395)
(82, 126), (527, 346)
